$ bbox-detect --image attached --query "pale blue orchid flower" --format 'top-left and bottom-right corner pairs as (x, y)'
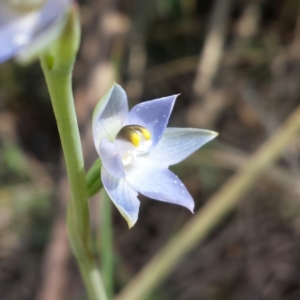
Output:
(0, 0), (72, 63)
(93, 84), (218, 228)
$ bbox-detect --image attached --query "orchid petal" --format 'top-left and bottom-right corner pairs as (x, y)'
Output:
(148, 128), (218, 167)
(93, 83), (128, 151)
(0, 0), (71, 63)
(102, 167), (140, 228)
(123, 95), (178, 148)
(126, 157), (194, 212)
(99, 138), (124, 178)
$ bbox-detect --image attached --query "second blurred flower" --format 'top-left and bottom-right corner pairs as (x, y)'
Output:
(0, 0), (72, 63)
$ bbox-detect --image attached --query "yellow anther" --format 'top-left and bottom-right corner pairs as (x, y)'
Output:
(138, 127), (151, 140)
(116, 125), (152, 147)
(130, 132), (141, 147)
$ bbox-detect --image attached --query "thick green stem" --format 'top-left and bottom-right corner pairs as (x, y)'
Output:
(40, 64), (108, 300)
(39, 8), (108, 297)
(43, 68), (89, 240)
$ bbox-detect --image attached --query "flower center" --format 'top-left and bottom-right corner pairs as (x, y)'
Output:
(115, 125), (152, 166)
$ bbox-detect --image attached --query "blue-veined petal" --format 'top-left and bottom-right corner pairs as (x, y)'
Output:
(93, 83), (129, 150)
(102, 167), (140, 228)
(0, 0), (71, 63)
(126, 157), (194, 212)
(148, 127), (218, 167)
(99, 138), (124, 178)
(123, 95), (178, 148)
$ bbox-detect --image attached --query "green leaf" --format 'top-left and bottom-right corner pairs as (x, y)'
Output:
(86, 158), (103, 197)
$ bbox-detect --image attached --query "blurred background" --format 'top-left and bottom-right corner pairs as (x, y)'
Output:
(2, 0), (300, 299)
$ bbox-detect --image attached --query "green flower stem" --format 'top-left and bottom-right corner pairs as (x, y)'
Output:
(41, 63), (89, 240)
(40, 65), (107, 300)
(99, 189), (114, 299)
(40, 7), (107, 300)
(115, 104), (300, 300)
